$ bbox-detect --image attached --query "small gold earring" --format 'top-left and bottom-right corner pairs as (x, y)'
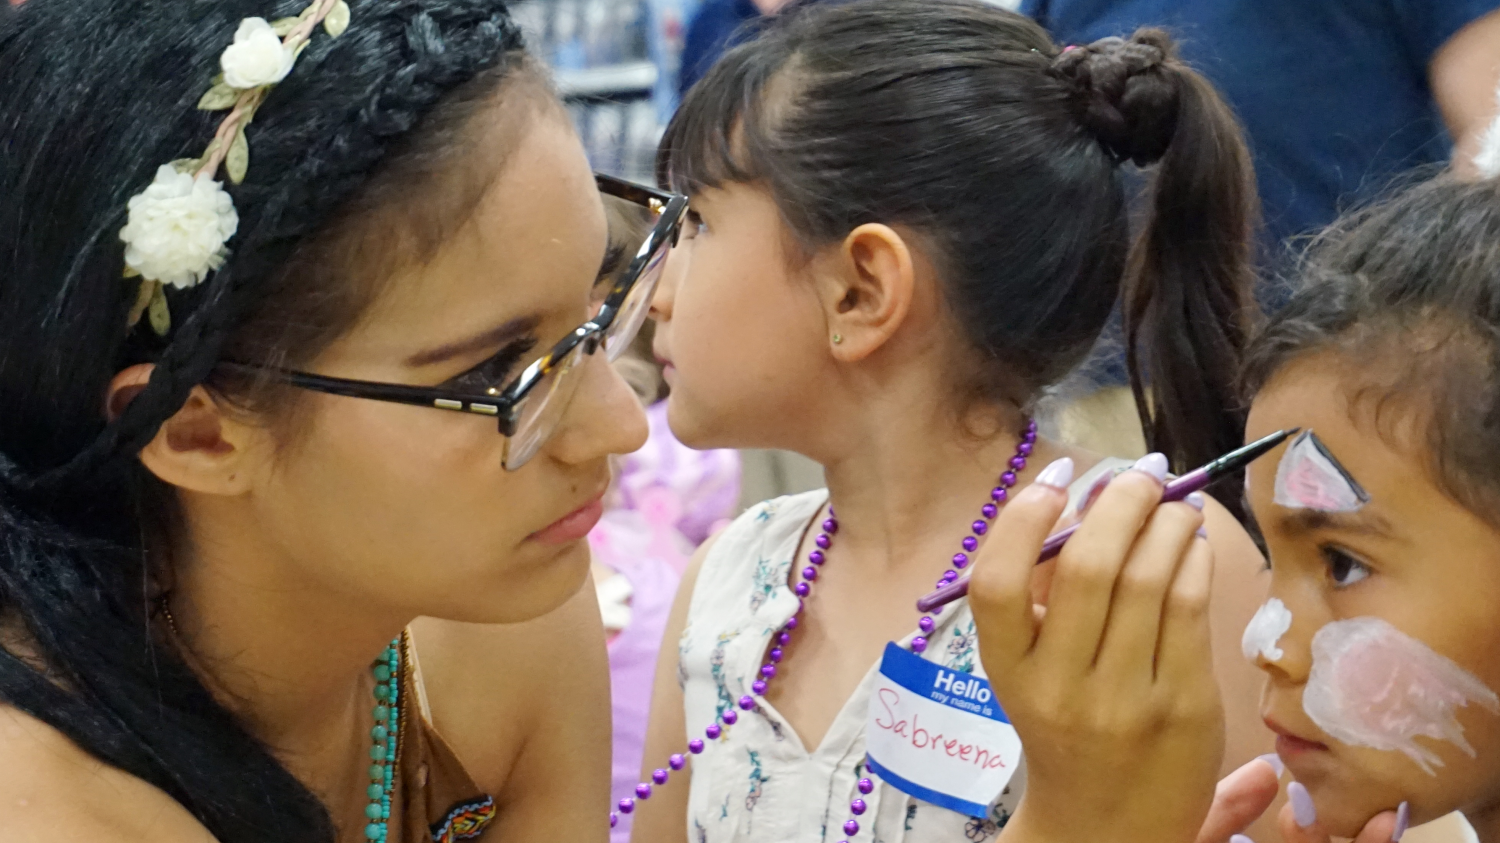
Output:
(832, 334), (843, 345)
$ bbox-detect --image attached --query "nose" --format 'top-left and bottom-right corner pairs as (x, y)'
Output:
(1254, 588), (1325, 686)
(541, 350), (649, 466)
(649, 242), (686, 323)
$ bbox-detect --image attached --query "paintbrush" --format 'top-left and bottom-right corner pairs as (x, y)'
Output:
(913, 428), (1297, 614)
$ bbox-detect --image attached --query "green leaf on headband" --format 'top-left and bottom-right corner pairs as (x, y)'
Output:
(169, 158), (199, 175)
(226, 127), (249, 185)
(122, 265), (141, 279)
(271, 15), (300, 36)
(197, 81), (238, 111)
(324, 1), (350, 37)
(148, 283), (171, 337)
(126, 278), (153, 329)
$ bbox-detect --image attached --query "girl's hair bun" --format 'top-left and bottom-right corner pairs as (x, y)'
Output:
(1051, 29), (1180, 166)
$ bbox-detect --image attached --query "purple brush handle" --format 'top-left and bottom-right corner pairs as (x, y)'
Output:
(913, 467), (1211, 614)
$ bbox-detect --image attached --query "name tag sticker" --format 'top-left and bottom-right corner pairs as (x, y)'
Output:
(865, 642), (1022, 817)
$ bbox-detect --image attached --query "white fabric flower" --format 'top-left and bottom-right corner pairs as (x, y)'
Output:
(120, 165), (239, 289)
(220, 18), (294, 89)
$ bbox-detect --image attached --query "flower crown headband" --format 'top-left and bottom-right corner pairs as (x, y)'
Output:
(119, 0), (351, 336)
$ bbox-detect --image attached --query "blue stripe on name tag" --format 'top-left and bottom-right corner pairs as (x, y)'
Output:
(878, 642), (1010, 724)
(865, 753), (991, 818)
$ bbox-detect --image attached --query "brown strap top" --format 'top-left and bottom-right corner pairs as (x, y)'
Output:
(392, 631), (497, 843)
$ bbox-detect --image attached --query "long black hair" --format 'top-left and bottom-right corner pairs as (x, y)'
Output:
(1244, 176), (1500, 527)
(659, 0), (1259, 492)
(0, 0), (537, 838)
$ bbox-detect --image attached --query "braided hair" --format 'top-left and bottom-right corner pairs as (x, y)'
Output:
(0, 0), (536, 838)
(661, 0), (1259, 509)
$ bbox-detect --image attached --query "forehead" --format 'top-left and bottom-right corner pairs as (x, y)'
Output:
(1245, 356), (1450, 532)
(341, 114), (605, 358)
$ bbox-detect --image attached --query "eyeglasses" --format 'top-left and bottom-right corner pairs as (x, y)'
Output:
(219, 173), (688, 470)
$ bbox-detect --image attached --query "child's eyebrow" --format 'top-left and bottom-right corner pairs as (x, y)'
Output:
(1283, 508), (1396, 538)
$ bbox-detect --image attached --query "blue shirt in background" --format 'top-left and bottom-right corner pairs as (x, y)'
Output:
(679, 0), (762, 96)
(1022, 0), (1500, 252)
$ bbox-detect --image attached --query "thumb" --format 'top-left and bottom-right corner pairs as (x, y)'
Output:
(1194, 757), (1282, 843)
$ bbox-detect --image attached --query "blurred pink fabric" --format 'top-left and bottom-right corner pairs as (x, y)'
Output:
(590, 401), (740, 843)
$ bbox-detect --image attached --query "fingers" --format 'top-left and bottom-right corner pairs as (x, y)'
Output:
(1153, 529), (1216, 683)
(1193, 757), (1282, 843)
(969, 458), (1074, 670)
(1033, 454), (1167, 669)
(1274, 789), (1400, 843)
(1094, 494), (1205, 679)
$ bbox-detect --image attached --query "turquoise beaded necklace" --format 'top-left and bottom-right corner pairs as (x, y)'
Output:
(159, 602), (404, 842)
(365, 637), (403, 841)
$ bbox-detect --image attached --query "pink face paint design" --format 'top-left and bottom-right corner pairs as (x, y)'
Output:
(1242, 598), (1292, 663)
(1304, 617), (1500, 775)
(1274, 430), (1370, 512)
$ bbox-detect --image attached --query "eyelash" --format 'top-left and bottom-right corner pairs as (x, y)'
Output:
(444, 338), (538, 395)
(684, 210), (707, 237)
(1320, 545), (1372, 589)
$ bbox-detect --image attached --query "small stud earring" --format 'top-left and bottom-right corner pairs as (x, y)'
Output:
(832, 334), (843, 345)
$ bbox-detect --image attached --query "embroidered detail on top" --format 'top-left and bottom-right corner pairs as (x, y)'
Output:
(430, 795), (496, 842)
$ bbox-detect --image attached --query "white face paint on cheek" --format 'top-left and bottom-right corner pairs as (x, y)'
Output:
(1243, 598), (1293, 662)
(1274, 430), (1370, 512)
(1304, 616), (1500, 775)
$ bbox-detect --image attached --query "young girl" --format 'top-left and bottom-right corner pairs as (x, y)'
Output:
(0, 1), (667, 840)
(631, 1), (1276, 840)
(1236, 175), (1500, 843)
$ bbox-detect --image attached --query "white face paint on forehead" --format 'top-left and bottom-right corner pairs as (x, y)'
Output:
(1242, 598), (1292, 663)
(1274, 430), (1370, 512)
(1304, 616), (1500, 775)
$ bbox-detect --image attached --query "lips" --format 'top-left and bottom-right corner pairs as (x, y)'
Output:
(529, 490), (607, 545)
(1264, 715), (1330, 758)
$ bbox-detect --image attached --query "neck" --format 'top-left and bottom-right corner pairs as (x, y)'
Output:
(811, 400), (1079, 573)
(168, 507), (408, 786)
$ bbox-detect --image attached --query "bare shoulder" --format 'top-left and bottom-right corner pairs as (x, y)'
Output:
(0, 704), (216, 843)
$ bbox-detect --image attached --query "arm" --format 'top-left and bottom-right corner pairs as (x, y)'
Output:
(1430, 7), (1500, 174)
(627, 534), (715, 843)
(415, 577), (612, 843)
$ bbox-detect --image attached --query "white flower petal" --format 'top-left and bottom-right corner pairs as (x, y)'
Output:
(120, 166), (239, 289)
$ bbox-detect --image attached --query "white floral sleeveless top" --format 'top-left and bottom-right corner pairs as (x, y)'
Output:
(678, 461), (1126, 843)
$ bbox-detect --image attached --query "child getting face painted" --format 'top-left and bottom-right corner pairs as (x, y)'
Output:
(1241, 175), (1500, 842)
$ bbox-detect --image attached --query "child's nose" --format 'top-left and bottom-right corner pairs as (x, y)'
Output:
(1254, 591), (1326, 685)
(649, 246), (685, 322)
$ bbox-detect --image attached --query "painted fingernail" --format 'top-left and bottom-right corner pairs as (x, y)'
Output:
(1185, 492), (1206, 511)
(1035, 457), (1075, 490)
(1230, 836), (1255, 843)
(1132, 452), (1169, 482)
(1256, 753), (1285, 778)
(1289, 781), (1317, 829)
(1392, 801), (1409, 841)
(1196, 525), (1208, 539)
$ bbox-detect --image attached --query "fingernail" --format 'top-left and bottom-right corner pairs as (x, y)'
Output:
(1196, 525), (1208, 539)
(1256, 753), (1285, 778)
(1131, 452), (1169, 482)
(1185, 491), (1206, 511)
(1231, 836), (1255, 843)
(1035, 457), (1075, 490)
(1392, 801), (1409, 841)
(1289, 781), (1317, 828)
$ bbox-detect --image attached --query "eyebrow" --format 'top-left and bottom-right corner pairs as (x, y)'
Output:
(1282, 508), (1397, 538)
(404, 315), (541, 368)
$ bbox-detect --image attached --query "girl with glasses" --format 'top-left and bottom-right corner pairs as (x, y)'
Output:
(0, 0), (678, 840)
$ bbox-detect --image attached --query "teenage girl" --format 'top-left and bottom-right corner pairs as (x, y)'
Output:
(1235, 175), (1500, 843)
(631, 1), (1275, 841)
(0, 1), (660, 840)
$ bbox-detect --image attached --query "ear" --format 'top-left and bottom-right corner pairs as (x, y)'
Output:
(816, 223), (916, 362)
(108, 364), (262, 496)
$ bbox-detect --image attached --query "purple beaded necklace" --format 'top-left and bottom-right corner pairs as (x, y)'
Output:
(612, 420), (1038, 841)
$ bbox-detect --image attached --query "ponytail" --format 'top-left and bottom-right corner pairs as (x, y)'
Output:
(1055, 30), (1259, 510)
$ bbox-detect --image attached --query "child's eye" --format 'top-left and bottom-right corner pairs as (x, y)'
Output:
(1320, 545), (1372, 588)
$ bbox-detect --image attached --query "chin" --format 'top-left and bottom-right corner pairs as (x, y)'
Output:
(430, 538), (594, 625)
(1294, 753), (1447, 838)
